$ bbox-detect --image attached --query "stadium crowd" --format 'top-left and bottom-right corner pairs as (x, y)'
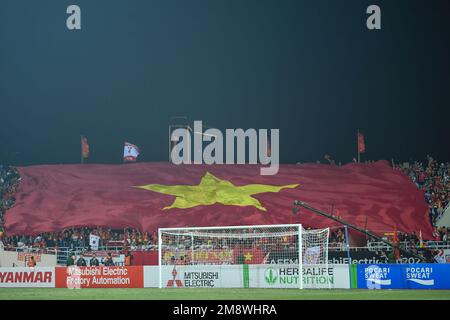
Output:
(0, 226), (159, 252)
(0, 165), (20, 238)
(395, 156), (449, 242)
(0, 158), (449, 255)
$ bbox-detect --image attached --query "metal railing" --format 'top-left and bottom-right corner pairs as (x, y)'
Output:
(3, 241), (448, 259)
(365, 240), (450, 251)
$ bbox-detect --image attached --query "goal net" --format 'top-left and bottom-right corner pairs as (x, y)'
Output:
(158, 224), (330, 289)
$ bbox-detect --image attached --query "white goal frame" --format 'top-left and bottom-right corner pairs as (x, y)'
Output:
(158, 224), (329, 289)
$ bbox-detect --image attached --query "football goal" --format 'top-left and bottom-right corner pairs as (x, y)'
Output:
(158, 224), (330, 289)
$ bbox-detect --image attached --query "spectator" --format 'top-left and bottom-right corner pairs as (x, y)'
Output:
(27, 256), (37, 267)
(396, 158), (449, 229)
(66, 253), (76, 266)
(104, 253), (115, 266)
(90, 253), (100, 266)
(124, 251), (133, 266)
(76, 253), (87, 266)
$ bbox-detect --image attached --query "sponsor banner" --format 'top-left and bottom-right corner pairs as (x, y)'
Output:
(17, 253), (42, 263)
(162, 248), (234, 265)
(328, 251), (405, 265)
(125, 250), (438, 266)
(357, 264), (403, 289)
(55, 266), (143, 288)
(145, 264), (350, 289)
(249, 264), (350, 289)
(0, 267), (55, 288)
(269, 250), (423, 265)
(160, 265), (242, 288)
(357, 264), (450, 289)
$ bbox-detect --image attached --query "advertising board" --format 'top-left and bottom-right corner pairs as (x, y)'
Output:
(55, 266), (143, 288)
(159, 264), (243, 288)
(145, 264), (351, 289)
(248, 264), (350, 289)
(356, 264), (450, 289)
(0, 267), (55, 288)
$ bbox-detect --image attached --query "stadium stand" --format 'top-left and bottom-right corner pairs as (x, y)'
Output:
(0, 158), (449, 263)
(394, 156), (449, 227)
(0, 165), (20, 237)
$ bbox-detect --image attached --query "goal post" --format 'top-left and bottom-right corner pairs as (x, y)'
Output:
(158, 224), (329, 289)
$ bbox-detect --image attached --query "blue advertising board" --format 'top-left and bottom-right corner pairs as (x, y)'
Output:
(356, 264), (450, 289)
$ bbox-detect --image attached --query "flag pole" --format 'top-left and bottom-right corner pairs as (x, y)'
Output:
(357, 129), (360, 163)
(80, 135), (84, 164)
(168, 125), (172, 162)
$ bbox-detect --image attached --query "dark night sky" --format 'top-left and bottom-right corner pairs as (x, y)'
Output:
(1, 0), (449, 166)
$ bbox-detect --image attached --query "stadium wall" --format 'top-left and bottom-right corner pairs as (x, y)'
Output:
(0, 251), (57, 267)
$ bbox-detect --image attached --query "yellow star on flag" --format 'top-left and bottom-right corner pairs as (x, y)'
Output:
(136, 172), (298, 211)
(244, 252), (253, 262)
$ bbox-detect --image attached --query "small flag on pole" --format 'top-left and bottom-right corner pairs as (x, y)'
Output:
(124, 142), (140, 162)
(81, 136), (89, 162)
(358, 132), (366, 153)
(393, 227), (400, 260)
(89, 234), (100, 251)
(419, 230), (424, 248)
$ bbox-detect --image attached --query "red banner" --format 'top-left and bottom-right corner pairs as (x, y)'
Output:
(233, 248), (265, 264)
(132, 251), (158, 266)
(358, 132), (366, 153)
(55, 266), (143, 288)
(162, 249), (234, 265)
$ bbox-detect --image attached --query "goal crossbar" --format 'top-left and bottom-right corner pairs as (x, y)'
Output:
(159, 224), (301, 231)
(161, 231), (300, 239)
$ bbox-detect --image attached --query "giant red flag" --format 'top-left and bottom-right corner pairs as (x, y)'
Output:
(4, 161), (432, 238)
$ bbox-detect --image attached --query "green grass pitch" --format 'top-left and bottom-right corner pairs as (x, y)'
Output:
(1, 288), (450, 300)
